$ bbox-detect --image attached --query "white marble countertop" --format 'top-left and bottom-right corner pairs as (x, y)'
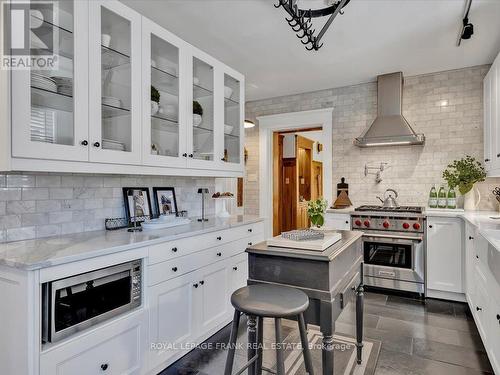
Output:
(0, 215), (263, 271)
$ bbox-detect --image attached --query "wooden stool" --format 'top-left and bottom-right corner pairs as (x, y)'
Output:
(224, 284), (315, 375)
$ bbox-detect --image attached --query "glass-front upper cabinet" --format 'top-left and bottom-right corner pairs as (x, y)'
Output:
(11, 0), (89, 161)
(88, 0), (141, 164)
(222, 71), (244, 168)
(187, 49), (219, 169)
(142, 19), (186, 167)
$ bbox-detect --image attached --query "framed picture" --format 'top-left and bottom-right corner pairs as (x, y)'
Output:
(153, 187), (178, 217)
(122, 187), (152, 223)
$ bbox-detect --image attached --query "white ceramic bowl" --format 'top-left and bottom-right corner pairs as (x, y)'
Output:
(151, 101), (159, 115)
(193, 114), (203, 127)
(224, 124), (234, 134)
(224, 86), (233, 99)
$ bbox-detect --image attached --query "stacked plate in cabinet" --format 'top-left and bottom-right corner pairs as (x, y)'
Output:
(51, 76), (73, 96)
(31, 73), (57, 92)
(102, 139), (125, 151)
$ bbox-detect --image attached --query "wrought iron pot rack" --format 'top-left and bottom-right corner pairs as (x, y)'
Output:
(274, 0), (350, 51)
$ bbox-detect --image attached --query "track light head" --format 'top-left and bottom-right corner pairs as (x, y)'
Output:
(461, 18), (474, 40)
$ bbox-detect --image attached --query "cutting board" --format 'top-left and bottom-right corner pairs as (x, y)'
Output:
(267, 231), (342, 251)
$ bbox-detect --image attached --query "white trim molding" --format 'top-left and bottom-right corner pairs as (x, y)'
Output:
(257, 108), (334, 237)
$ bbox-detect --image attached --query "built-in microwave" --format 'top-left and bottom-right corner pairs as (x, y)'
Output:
(42, 260), (142, 343)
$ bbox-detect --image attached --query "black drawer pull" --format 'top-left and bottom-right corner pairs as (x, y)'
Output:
(217, 252), (222, 257)
(182, 153), (187, 157)
(80, 140), (88, 146)
(172, 247), (178, 252)
(199, 280), (205, 285)
(345, 220), (349, 224)
(101, 363), (109, 371)
(248, 228), (253, 232)
(188, 153), (194, 158)
(93, 141), (100, 148)
(469, 236), (474, 240)
(497, 153), (500, 158)
(172, 267), (178, 272)
(248, 242), (253, 246)
(496, 314), (500, 321)
(217, 236), (222, 240)
(428, 225), (433, 228)
(233, 266), (238, 271)
(485, 158), (491, 162)
(476, 306), (482, 312)
(193, 283), (198, 288)
(476, 255), (479, 259)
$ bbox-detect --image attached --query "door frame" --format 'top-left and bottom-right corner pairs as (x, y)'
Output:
(257, 108), (333, 238)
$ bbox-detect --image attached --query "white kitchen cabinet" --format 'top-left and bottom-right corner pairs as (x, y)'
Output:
(464, 223), (477, 300)
(148, 272), (197, 370)
(324, 212), (351, 231)
(484, 52), (500, 176)
(142, 18), (188, 168)
(229, 253), (249, 295)
(426, 217), (464, 296)
(40, 309), (147, 375)
(11, 0), (90, 161)
(88, 0), (142, 165)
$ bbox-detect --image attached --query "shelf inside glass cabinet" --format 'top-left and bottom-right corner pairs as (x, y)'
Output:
(101, 45), (130, 70)
(30, 14), (74, 60)
(193, 83), (213, 100)
(151, 66), (178, 96)
(102, 103), (131, 119)
(31, 86), (73, 113)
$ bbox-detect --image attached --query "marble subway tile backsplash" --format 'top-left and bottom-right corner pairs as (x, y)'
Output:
(0, 173), (216, 243)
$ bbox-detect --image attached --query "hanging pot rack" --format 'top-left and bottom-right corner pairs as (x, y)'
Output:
(274, 0), (350, 51)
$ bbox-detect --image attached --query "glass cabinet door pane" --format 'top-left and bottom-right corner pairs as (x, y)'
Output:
(30, 0), (74, 145)
(150, 35), (179, 157)
(192, 58), (214, 161)
(223, 74), (241, 164)
(100, 7), (131, 152)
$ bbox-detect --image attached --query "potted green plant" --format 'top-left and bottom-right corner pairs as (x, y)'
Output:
(307, 198), (328, 228)
(193, 100), (203, 127)
(151, 86), (160, 115)
(442, 155), (486, 210)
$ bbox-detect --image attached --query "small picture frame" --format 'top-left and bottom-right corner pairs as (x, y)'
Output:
(122, 187), (152, 223)
(153, 187), (178, 217)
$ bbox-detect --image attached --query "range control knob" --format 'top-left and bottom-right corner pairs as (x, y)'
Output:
(413, 222), (421, 230)
(354, 219), (362, 226)
(402, 223), (410, 229)
(383, 221), (390, 229)
(363, 220), (370, 228)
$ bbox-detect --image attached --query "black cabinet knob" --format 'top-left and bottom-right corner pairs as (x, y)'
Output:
(217, 236), (222, 240)
(101, 363), (109, 371)
(188, 154), (194, 158)
(469, 236), (474, 240)
(217, 252), (222, 256)
(233, 267), (238, 271)
(172, 247), (178, 252)
(199, 280), (205, 285)
(429, 225), (433, 228)
(182, 153), (187, 157)
(248, 242), (253, 246)
(497, 153), (500, 158)
(193, 283), (198, 288)
(80, 140), (88, 146)
(172, 267), (178, 272)
(476, 255), (479, 259)
(248, 228), (253, 232)
(485, 158), (491, 162)
(93, 141), (100, 148)
(496, 314), (500, 321)
(221, 157), (226, 161)
(476, 306), (482, 312)
(345, 221), (349, 224)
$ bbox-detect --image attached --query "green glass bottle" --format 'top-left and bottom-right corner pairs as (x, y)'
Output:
(447, 187), (457, 209)
(437, 186), (447, 209)
(428, 186), (438, 208)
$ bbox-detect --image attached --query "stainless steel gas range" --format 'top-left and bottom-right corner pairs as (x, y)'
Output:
(351, 205), (426, 294)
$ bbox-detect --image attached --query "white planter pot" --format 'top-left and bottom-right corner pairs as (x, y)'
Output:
(463, 187), (481, 210)
(151, 101), (159, 115)
(193, 114), (203, 127)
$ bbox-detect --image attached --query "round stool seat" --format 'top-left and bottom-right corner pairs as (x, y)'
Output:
(231, 284), (309, 318)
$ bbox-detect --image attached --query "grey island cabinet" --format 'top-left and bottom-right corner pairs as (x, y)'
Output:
(246, 230), (365, 375)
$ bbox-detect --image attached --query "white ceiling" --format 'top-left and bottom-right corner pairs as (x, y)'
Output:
(123, 0), (500, 101)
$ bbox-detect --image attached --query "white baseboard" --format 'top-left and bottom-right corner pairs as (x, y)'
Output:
(426, 289), (466, 302)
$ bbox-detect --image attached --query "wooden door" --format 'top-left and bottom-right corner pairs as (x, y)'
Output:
(273, 133), (284, 235)
(281, 158), (296, 232)
(311, 161), (323, 200)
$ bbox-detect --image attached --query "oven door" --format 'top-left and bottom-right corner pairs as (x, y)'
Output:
(363, 233), (424, 284)
(44, 261), (141, 343)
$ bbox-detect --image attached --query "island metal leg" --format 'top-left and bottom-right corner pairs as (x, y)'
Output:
(320, 300), (334, 375)
(248, 315), (257, 375)
(355, 263), (364, 365)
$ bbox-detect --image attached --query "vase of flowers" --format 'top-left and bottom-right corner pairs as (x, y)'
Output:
(442, 155), (486, 210)
(307, 198), (328, 228)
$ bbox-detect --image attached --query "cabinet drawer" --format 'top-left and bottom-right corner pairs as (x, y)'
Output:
(40, 311), (145, 375)
(148, 221), (264, 265)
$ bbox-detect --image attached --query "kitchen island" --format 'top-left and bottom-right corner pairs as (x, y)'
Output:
(246, 230), (364, 375)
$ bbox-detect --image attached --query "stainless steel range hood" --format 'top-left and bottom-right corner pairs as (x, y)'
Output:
(354, 72), (425, 147)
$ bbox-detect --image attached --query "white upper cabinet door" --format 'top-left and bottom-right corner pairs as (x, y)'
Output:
(88, 0), (142, 165)
(186, 47), (222, 169)
(142, 19), (187, 168)
(221, 67), (245, 172)
(484, 69), (493, 171)
(493, 59), (500, 169)
(11, 0), (89, 161)
(426, 217), (464, 293)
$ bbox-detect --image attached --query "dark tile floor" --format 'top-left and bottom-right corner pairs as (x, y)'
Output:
(161, 291), (493, 375)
